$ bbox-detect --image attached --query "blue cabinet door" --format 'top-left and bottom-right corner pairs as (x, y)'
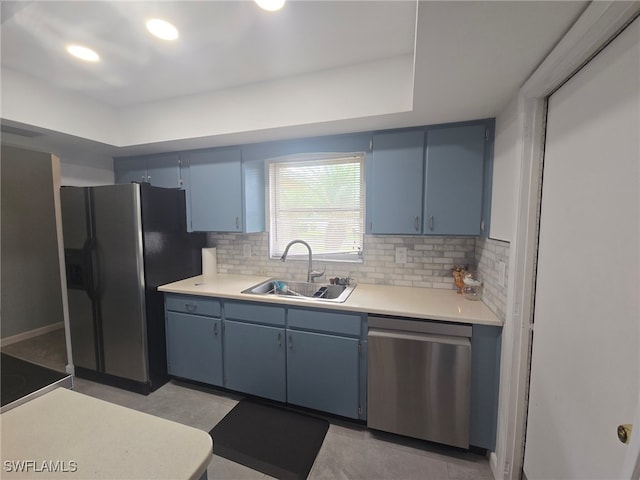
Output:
(369, 130), (424, 234)
(424, 124), (486, 235)
(224, 320), (286, 402)
(470, 324), (502, 450)
(165, 312), (223, 386)
(145, 153), (181, 188)
(287, 330), (360, 419)
(189, 148), (243, 232)
(115, 157), (148, 184)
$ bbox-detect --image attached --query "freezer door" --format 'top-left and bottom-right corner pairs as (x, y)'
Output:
(60, 187), (97, 371)
(92, 184), (148, 382)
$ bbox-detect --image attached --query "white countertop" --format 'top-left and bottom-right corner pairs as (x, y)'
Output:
(0, 388), (212, 479)
(158, 274), (502, 327)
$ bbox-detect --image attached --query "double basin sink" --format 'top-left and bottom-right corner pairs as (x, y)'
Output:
(241, 279), (356, 303)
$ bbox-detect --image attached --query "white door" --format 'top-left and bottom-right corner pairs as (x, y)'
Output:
(523, 17), (639, 479)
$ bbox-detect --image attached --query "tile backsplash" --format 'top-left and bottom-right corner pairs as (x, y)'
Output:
(475, 237), (510, 322)
(206, 232), (509, 321)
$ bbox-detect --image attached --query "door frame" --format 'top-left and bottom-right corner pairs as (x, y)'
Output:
(494, 2), (640, 478)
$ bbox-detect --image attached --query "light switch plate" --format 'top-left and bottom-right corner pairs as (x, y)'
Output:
(498, 261), (506, 287)
(395, 247), (408, 264)
(243, 243), (252, 258)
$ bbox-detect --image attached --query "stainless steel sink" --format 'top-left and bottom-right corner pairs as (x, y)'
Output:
(241, 279), (356, 303)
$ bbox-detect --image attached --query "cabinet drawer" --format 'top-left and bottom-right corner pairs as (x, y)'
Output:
(165, 294), (221, 317)
(224, 301), (285, 327)
(288, 308), (362, 336)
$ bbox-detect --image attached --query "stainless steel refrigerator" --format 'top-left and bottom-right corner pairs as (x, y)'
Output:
(61, 183), (204, 394)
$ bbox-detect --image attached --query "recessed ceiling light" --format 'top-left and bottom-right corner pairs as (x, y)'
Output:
(66, 44), (100, 62)
(146, 19), (179, 41)
(255, 0), (286, 12)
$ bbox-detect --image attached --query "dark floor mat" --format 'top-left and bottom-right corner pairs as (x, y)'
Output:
(209, 399), (329, 480)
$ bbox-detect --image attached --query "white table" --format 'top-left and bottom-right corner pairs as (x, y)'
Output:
(1, 388), (212, 479)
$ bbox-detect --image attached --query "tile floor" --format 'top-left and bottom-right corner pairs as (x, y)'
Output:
(2, 331), (495, 480)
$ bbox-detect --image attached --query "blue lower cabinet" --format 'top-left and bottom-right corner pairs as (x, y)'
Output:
(223, 320), (286, 402)
(470, 324), (502, 450)
(286, 330), (361, 419)
(166, 312), (223, 386)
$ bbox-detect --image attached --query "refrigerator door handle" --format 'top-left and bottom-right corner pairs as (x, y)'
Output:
(83, 238), (102, 301)
(82, 238), (93, 299)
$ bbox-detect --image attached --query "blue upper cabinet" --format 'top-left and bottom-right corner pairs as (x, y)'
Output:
(114, 153), (182, 188)
(424, 124), (486, 235)
(188, 148), (243, 232)
(186, 147), (265, 233)
(368, 130), (424, 234)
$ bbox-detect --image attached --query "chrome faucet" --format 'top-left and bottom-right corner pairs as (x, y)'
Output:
(280, 240), (325, 283)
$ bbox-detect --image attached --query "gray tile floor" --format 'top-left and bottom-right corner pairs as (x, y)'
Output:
(2, 332), (494, 480)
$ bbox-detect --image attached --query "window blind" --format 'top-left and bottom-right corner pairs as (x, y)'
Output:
(268, 153), (365, 260)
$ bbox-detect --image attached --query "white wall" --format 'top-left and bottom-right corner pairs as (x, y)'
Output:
(1, 56), (413, 149)
(59, 156), (114, 186)
(489, 96), (520, 241)
(1, 69), (120, 146)
(1, 146), (65, 338)
(118, 55), (414, 146)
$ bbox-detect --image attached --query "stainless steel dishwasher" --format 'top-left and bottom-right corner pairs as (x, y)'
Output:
(367, 316), (472, 449)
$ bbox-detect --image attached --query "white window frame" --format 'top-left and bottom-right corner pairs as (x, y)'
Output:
(267, 152), (365, 263)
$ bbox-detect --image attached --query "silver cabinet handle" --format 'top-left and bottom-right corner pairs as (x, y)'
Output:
(185, 303), (196, 313)
(288, 334), (293, 350)
(429, 215), (434, 231)
(414, 216), (420, 231)
(278, 332), (282, 348)
(235, 216), (240, 230)
(213, 322), (218, 336)
(368, 221), (373, 232)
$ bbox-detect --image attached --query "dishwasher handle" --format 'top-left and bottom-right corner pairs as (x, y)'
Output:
(368, 316), (471, 338)
(368, 328), (471, 347)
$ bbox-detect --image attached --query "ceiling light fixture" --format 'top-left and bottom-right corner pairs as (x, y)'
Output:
(66, 44), (100, 62)
(255, 0), (286, 12)
(146, 19), (179, 41)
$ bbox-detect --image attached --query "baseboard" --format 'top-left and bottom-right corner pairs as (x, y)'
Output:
(0, 322), (64, 347)
(489, 451), (499, 479)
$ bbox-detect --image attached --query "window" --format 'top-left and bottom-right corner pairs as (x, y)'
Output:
(268, 153), (365, 262)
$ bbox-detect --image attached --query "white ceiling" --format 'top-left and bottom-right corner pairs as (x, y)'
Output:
(1, 1), (416, 107)
(0, 1), (588, 160)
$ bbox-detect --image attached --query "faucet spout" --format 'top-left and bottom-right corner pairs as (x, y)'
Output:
(280, 240), (324, 283)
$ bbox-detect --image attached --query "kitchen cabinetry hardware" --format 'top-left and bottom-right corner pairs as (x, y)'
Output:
(164, 293), (501, 442)
(617, 424), (632, 444)
(370, 130), (424, 235)
(429, 215), (434, 231)
(424, 124), (486, 235)
(235, 217), (239, 229)
(165, 295), (223, 386)
(415, 216), (420, 231)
